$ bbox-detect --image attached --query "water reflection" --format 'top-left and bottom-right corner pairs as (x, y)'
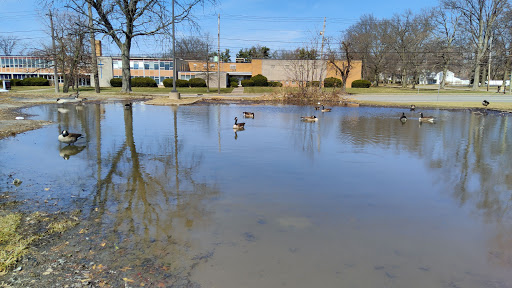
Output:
(59, 145), (86, 160)
(0, 104), (511, 287)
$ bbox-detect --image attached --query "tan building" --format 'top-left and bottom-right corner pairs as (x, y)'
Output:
(185, 59), (362, 88)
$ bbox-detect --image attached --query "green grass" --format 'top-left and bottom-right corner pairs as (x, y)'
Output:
(345, 85), (501, 95)
(7, 84), (505, 96)
(0, 213), (34, 275)
(243, 87), (279, 93)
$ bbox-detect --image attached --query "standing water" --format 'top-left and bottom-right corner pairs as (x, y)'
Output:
(0, 103), (511, 287)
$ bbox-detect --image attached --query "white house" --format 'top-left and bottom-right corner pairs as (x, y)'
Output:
(434, 71), (470, 85)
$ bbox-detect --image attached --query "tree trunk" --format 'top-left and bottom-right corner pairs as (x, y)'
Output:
(440, 65), (448, 89)
(63, 74), (70, 93)
(401, 68), (407, 88)
(88, 3), (100, 93)
(121, 42), (132, 93)
(481, 65), (487, 89)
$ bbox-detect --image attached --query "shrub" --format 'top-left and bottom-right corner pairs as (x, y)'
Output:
(21, 77), (49, 86)
(10, 79), (23, 86)
(229, 77), (239, 83)
(131, 77), (157, 87)
(250, 74), (268, 86)
(351, 79), (372, 88)
(230, 81), (239, 87)
(189, 77), (206, 87)
(176, 79), (189, 87)
(110, 78), (122, 87)
(306, 81), (320, 87)
(268, 81), (282, 87)
(241, 79), (254, 87)
(2, 79), (22, 86)
(324, 77), (342, 88)
(164, 79), (189, 87)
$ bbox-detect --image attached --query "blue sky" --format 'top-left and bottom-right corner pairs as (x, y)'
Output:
(0, 0), (436, 57)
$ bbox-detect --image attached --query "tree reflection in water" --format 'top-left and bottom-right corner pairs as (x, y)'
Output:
(337, 110), (512, 268)
(89, 104), (219, 279)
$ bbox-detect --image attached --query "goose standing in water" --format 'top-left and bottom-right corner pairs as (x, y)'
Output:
(233, 117), (245, 130)
(410, 104), (416, 111)
(321, 105), (332, 112)
(400, 113), (407, 123)
(418, 113), (435, 123)
(243, 111), (255, 118)
(301, 116), (318, 122)
(58, 130), (83, 145)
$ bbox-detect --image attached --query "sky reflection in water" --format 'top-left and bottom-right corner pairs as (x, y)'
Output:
(0, 103), (511, 287)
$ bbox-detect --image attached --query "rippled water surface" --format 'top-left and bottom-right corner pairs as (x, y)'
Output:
(1, 102), (512, 287)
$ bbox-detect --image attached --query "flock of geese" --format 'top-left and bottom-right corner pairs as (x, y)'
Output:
(301, 103), (332, 122)
(400, 104), (436, 124)
(399, 100), (490, 124)
(58, 96), (493, 144)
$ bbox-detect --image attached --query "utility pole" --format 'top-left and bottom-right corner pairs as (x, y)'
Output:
(487, 34), (493, 92)
(206, 41), (210, 92)
(49, 10), (59, 93)
(318, 17), (326, 91)
(217, 14), (221, 94)
(88, 2), (100, 93)
(169, 0), (180, 99)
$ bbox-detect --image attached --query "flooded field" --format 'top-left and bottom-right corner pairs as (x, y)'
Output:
(1, 102), (511, 287)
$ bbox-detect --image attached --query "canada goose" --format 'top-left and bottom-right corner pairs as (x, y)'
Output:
(58, 130), (83, 145)
(243, 111), (254, 118)
(321, 105), (332, 112)
(57, 95), (85, 104)
(233, 117), (245, 129)
(419, 113), (435, 123)
(400, 113), (407, 123)
(410, 104), (416, 111)
(301, 116), (318, 122)
(482, 100), (490, 107)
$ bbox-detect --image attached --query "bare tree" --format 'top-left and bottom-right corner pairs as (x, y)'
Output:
(444, 0), (508, 90)
(67, 0), (215, 92)
(327, 40), (353, 93)
(0, 36), (19, 55)
(285, 46), (322, 98)
(38, 12), (90, 93)
(431, 5), (463, 89)
(492, 9), (512, 91)
(345, 15), (393, 86)
(407, 10), (435, 89)
(175, 36), (208, 60)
